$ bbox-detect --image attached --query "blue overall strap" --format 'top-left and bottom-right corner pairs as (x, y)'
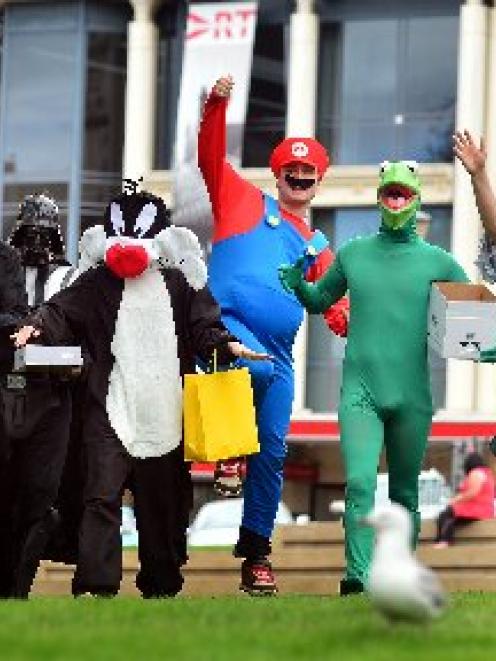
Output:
(301, 230), (329, 271)
(264, 194), (282, 228)
(263, 193), (328, 267)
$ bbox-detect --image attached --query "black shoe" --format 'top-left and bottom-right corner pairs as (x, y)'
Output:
(339, 578), (364, 596)
(240, 558), (278, 596)
(13, 507), (60, 598)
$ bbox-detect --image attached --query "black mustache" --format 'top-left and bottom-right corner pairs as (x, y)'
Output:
(285, 174), (316, 190)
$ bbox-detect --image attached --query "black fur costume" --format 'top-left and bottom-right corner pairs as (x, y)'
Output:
(28, 189), (236, 597)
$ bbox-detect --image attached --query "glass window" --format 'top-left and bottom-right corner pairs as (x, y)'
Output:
(7, 2), (79, 31)
(155, 3), (186, 170)
(0, 13), (4, 84)
(0, 3), (82, 248)
(401, 17), (458, 162)
(305, 205), (452, 412)
(0, 1), (128, 254)
(241, 2), (289, 166)
(84, 32), (126, 173)
(420, 205), (451, 251)
(82, 30), (127, 232)
(317, 2), (459, 164)
(2, 30), (79, 178)
(86, 3), (130, 33)
(305, 208), (378, 413)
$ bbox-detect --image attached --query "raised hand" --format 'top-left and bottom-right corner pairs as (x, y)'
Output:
(453, 130), (487, 176)
(278, 257), (306, 293)
(213, 74), (234, 99)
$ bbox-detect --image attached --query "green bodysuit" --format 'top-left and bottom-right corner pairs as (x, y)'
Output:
(280, 162), (468, 589)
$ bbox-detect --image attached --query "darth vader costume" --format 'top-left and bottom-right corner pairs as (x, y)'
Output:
(22, 187), (238, 597)
(0, 194), (79, 598)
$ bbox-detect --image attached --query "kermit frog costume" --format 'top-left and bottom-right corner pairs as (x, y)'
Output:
(279, 161), (468, 594)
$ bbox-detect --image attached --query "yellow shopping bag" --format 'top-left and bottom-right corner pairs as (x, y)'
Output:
(183, 354), (259, 462)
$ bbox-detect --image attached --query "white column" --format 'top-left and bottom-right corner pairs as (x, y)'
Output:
(476, 3), (496, 414)
(286, 0), (320, 413)
(286, 0), (319, 136)
(446, 0), (489, 412)
(123, 0), (160, 183)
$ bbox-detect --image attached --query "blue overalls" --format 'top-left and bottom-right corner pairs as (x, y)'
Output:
(208, 195), (324, 541)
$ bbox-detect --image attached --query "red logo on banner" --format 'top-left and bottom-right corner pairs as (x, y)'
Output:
(187, 12), (209, 40)
(187, 8), (256, 40)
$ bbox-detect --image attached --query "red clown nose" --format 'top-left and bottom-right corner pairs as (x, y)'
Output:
(105, 243), (150, 279)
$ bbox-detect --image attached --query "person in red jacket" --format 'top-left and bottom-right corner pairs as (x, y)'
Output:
(434, 452), (495, 548)
(198, 74), (348, 595)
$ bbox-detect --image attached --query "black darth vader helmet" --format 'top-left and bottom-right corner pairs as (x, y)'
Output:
(9, 193), (65, 266)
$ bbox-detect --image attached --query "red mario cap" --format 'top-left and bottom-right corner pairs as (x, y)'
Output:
(269, 138), (330, 179)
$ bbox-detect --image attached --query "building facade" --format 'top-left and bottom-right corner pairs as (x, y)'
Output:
(132, 0), (496, 421)
(0, 0), (495, 513)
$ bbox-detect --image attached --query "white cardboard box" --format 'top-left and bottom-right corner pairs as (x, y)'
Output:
(14, 345), (83, 372)
(428, 282), (496, 360)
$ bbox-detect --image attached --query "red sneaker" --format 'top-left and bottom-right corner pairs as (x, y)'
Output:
(240, 559), (278, 596)
(213, 457), (245, 497)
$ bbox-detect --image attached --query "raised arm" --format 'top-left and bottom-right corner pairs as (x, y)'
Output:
(197, 75), (261, 242)
(279, 254), (348, 314)
(453, 130), (496, 242)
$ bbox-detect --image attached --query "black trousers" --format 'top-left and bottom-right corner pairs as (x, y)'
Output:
(72, 403), (192, 598)
(0, 379), (72, 597)
(44, 378), (88, 565)
(436, 505), (477, 543)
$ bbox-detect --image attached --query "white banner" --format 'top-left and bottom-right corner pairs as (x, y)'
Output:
(172, 2), (258, 248)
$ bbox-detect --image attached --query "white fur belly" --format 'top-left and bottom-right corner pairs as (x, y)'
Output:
(106, 270), (182, 458)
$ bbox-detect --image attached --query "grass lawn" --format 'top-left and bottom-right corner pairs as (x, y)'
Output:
(0, 593), (494, 660)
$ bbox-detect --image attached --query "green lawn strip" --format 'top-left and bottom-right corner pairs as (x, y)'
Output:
(0, 593), (493, 661)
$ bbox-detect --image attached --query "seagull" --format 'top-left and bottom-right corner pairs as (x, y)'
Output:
(363, 502), (446, 623)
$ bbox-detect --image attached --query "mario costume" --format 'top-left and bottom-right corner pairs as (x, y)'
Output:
(198, 86), (348, 594)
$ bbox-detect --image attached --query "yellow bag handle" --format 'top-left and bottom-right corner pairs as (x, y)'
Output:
(211, 347), (239, 373)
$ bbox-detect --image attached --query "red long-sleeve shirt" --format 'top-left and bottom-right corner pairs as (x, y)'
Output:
(198, 91), (348, 337)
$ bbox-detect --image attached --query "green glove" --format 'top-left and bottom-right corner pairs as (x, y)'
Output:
(278, 257), (306, 294)
(480, 346), (496, 363)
